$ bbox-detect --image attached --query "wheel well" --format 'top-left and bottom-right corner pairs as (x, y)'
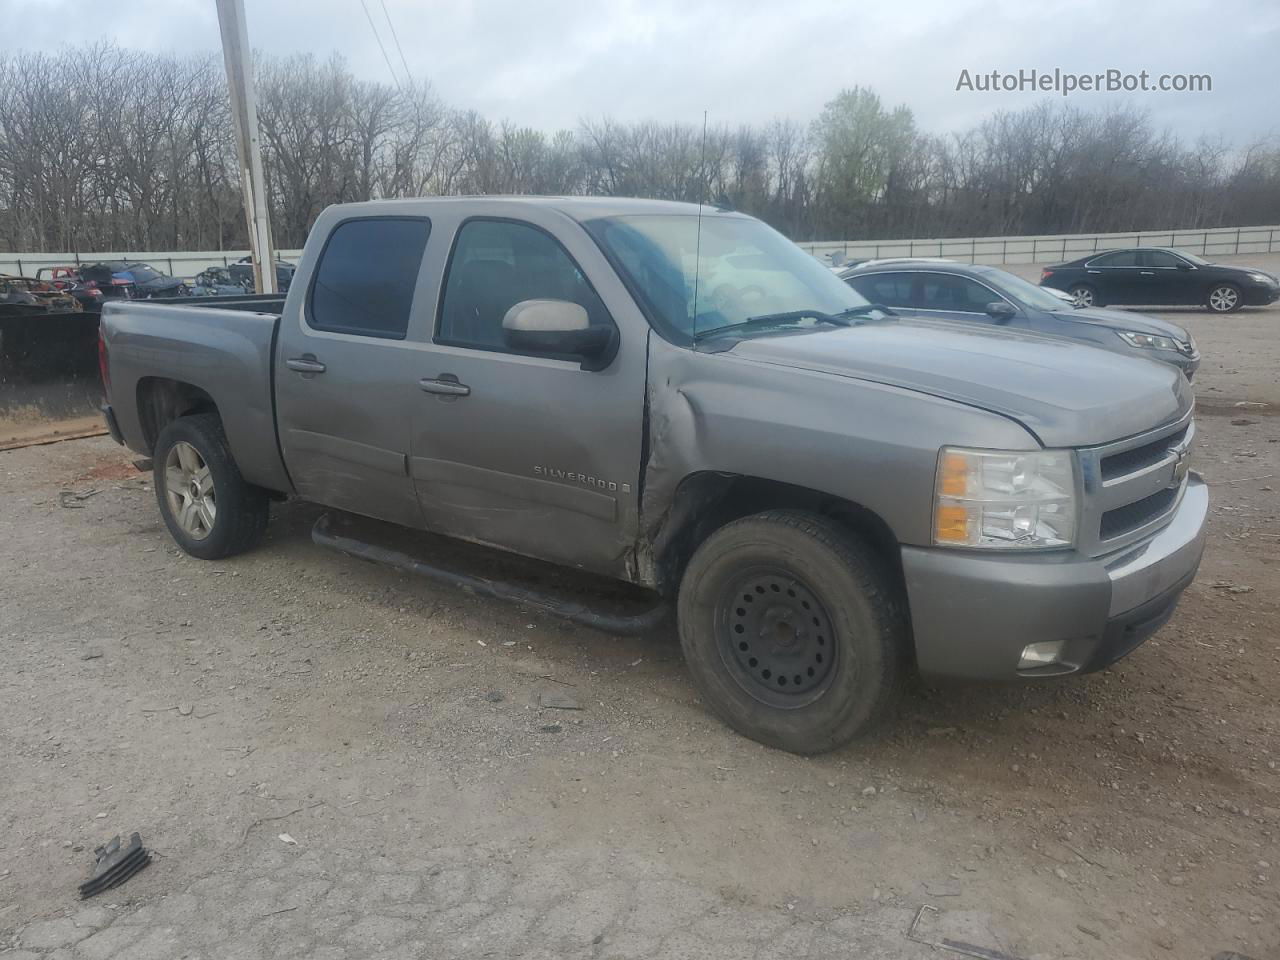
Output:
(136, 377), (219, 453)
(651, 473), (903, 597)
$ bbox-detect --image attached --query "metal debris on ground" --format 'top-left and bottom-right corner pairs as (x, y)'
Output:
(57, 488), (100, 508)
(906, 905), (1028, 960)
(79, 832), (151, 898)
(539, 692), (581, 710)
(1211, 581), (1254, 594)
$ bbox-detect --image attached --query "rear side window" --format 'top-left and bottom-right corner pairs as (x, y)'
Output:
(309, 217), (431, 339)
(1142, 250), (1181, 268)
(1089, 250), (1139, 267)
(437, 218), (613, 352)
(848, 273), (914, 308)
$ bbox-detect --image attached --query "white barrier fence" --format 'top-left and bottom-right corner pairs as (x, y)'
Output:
(3, 223), (1278, 278)
(796, 224), (1280, 266)
(0, 249), (303, 280)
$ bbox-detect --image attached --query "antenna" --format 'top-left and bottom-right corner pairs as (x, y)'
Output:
(692, 110), (708, 341)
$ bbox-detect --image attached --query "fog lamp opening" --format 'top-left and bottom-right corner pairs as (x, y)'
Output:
(1018, 640), (1068, 671)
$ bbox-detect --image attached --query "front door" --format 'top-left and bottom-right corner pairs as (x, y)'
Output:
(409, 216), (647, 579)
(274, 216), (433, 529)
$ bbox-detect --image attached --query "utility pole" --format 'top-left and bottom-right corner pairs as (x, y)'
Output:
(215, 0), (276, 294)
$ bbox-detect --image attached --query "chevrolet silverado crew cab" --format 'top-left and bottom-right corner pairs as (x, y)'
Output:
(100, 197), (1208, 754)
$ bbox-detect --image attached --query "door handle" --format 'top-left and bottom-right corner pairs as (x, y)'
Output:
(1139, 270), (1155, 276)
(286, 357), (327, 374)
(419, 376), (471, 397)
(1086, 269), (1101, 275)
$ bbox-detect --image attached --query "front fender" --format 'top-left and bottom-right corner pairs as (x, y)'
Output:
(642, 336), (1040, 549)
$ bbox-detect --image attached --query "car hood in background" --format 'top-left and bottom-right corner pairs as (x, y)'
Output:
(726, 318), (1191, 447)
(1047, 306), (1190, 341)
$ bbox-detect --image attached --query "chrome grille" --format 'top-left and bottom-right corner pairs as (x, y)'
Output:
(1077, 409), (1194, 557)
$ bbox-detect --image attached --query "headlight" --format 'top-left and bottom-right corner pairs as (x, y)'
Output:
(1247, 272), (1273, 284)
(934, 447), (1077, 549)
(1116, 330), (1177, 350)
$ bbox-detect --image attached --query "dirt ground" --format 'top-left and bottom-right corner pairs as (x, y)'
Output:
(1, 256), (1278, 960)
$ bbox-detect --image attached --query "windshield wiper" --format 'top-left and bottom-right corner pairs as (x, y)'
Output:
(834, 303), (897, 318)
(694, 305), (893, 342)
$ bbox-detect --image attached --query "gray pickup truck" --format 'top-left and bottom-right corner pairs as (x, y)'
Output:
(100, 197), (1208, 753)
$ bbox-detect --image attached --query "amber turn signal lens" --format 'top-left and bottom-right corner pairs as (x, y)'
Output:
(938, 451), (970, 498)
(934, 504), (970, 543)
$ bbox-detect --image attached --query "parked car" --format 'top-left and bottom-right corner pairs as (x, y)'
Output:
(44, 264), (136, 302)
(86, 261), (188, 298)
(1039, 247), (1280, 313)
(34, 266), (108, 310)
(0, 275), (83, 315)
(230, 256), (296, 292)
(191, 267), (250, 296)
(842, 261), (1199, 377)
(99, 197), (1206, 755)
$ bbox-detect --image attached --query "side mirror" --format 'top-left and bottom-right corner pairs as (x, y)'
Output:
(1176, 262), (1193, 271)
(985, 300), (1017, 322)
(502, 299), (616, 371)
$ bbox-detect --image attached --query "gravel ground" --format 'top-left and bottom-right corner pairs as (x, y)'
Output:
(1, 256), (1278, 960)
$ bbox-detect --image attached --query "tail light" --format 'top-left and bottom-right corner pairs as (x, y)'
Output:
(98, 327), (111, 396)
(1040, 269), (1054, 282)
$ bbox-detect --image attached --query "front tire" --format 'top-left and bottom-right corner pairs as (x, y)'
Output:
(677, 510), (905, 754)
(153, 413), (269, 560)
(1206, 282), (1242, 313)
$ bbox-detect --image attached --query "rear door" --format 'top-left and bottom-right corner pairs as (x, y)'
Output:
(1084, 250), (1142, 303)
(274, 216), (432, 529)
(407, 212), (647, 578)
(845, 271), (915, 310)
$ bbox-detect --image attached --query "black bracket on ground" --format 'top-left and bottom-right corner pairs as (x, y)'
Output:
(312, 512), (670, 636)
(79, 832), (151, 899)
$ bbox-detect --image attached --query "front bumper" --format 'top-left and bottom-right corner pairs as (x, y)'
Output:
(1242, 284), (1280, 306)
(902, 474), (1208, 680)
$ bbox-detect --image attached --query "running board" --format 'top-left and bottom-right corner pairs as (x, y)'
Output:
(312, 512), (670, 636)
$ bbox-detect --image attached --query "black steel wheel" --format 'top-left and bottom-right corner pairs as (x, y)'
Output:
(678, 510), (906, 754)
(717, 567), (837, 707)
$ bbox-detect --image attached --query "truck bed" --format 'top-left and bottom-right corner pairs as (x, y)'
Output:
(100, 297), (292, 493)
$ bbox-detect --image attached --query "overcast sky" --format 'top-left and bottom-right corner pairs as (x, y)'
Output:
(4, 0), (1277, 144)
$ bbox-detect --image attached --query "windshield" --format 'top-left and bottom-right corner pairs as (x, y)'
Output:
(983, 268), (1078, 311)
(1175, 250), (1209, 266)
(585, 214), (870, 340)
(127, 266), (161, 283)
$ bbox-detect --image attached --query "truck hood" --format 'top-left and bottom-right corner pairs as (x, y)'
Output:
(725, 318), (1192, 447)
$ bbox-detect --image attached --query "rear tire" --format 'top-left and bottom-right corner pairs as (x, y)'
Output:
(676, 510), (905, 754)
(153, 413), (269, 560)
(1068, 283), (1099, 308)
(1206, 283), (1242, 313)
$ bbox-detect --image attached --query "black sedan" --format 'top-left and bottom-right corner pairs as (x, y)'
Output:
(1040, 248), (1280, 313)
(842, 261), (1199, 377)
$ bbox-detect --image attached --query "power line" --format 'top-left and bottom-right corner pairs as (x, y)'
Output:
(359, 0), (401, 89)
(380, 0), (413, 87)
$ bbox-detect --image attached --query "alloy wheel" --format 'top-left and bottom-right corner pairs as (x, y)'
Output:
(1208, 285), (1239, 312)
(164, 441), (216, 540)
(1069, 286), (1094, 307)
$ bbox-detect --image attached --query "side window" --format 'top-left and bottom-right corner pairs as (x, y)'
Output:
(438, 219), (613, 352)
(919, 274), (1002, 311)
(1142, 250), (1180, 268)
(1089, 250), (1139, 268)
(309, 218), (431, 339)
(849, 273), (914, 308)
